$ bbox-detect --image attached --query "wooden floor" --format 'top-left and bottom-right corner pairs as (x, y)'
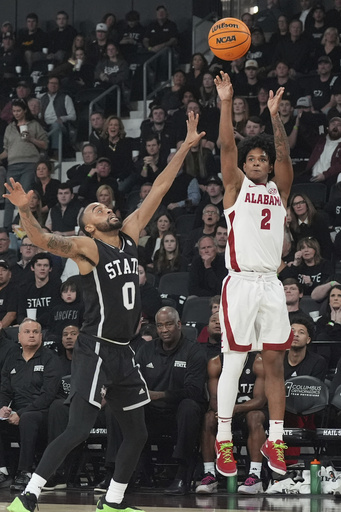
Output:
(0, 489), (340, 512)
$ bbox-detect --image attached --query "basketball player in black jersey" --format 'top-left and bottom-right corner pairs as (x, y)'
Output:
(5, 112), (205, 512)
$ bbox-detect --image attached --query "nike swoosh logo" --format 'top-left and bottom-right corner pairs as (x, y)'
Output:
(248, 184), (258, 188)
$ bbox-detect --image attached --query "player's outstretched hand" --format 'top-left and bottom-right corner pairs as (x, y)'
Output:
(184, 111), (206, 148)
(268, 87), (285, 117)
(214, 71), (233, 101)
(3, 178), (33, 208)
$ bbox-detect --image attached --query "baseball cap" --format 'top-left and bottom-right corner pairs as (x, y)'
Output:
(1, 21), (11, 28)
(16, 81), (31, 88)
(97, 157), (111, 165)
(312, 3), (325, 12)
(295, 96), (311, 108)
(329, 117), (341, 124)
(96, 23), (108, 32)
(245, 59), (258, 69)
(318, 55), (332, 64)
(251, 26), (264, 34)
(0, 260), (9, 270)
(206, 175), (223, 186)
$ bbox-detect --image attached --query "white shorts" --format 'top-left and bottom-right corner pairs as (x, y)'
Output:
(220, 270), (293, 353)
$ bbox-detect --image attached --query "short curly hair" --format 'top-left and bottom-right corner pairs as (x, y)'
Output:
(237, 134), (276, 169)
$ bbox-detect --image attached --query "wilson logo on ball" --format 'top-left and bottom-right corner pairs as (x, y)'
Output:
(208, 17), (251, 61)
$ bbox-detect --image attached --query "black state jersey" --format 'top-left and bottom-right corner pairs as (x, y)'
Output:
(80, 235), (140, 343)
(236, 352), (257, 404)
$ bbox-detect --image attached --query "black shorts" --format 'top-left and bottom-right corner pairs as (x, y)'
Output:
(67, 333), (150, 411)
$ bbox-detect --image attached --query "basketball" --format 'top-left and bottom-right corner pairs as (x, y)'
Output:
(208, 17), (251, 61)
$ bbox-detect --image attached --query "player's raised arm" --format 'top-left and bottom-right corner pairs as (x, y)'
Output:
(123, 111), (205, 244)
(3, 179), (95, 262)
(215, 72), (244, 207)
(268, 87), (293, 206)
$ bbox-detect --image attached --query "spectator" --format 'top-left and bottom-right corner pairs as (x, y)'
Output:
(0, 98), (48, 231)
(1, 81), (33, 125)
(315, 285), (341, 365)
(315, 27), (341, 74)
(16, 12), (48, 71)
(304, 3), (327, 46)
(94, 42), (130, 102)
(327, 83), (341, 121)
(0, 33), (22, 85)
(34, 159), (61, 219)
(87, 22), (109, 67)
(126, 182), (152, 215)
(245, 26), (272, 72)
(283, 277), (310, 322)
(253, 87), (271, 131)
(188, 236), (227, 297)
(0, 229), (18, 268)
(101, 12), (119, 42)
(214, 222), (228, 255)
(234, 60), (262, 114)
(17, 253), (61, 329)
(89, 112), (106, 151)
(193, 176), (224, 228)
(0, 318), (62, 490)
(278, 95), (296, 135)
(78, 157), (119, 205)
(154, 231), (188, 284)
(71, 34), (85, 57)
(255, 0), (282, 34)
(135, 306), (207, 495)
(280, 237), (333, 295)
(136, 135), (168, 184)
(47, 10), (77, 64)
(200, 312), (222, 361)
(293, 0), (314, 31)
(12, 189), (44, 229)
(305, 56), (337, 114)
(229, 96), (249, 144)
(118, 10), (145, 64)
(97, 116), (135, 193)
(266, 60), (303, 107)
(186, 53), (208, 94)
(45, 182), (82, 236)
(138, 263), (162, 323)
(47, 279), (84, 341)
(0, 259), (17, 328)
(40, 76), (76, 158)
(170, 87), (197, 130)
(197, 295), (220, 343)
(10, 236), (38, 286)
(273, 18), (314, 77)
(140, 105), (176, 162)
(288, 193), (333, 259)
(199, 72), (218, 110)
(143, 212), (174, 268)
(52, 48), (94, 96)
(154, 69), (186, 115)
(96, 184), (122, 221)
(196, 352), (267, 495)
(67, 143), (98, 191)
(269, 15), (289, 47)
(183, 205), (221, 261)
(244, 116), (265, 139)
(325, 0), (341, 36)
(59, 324), (79, 376)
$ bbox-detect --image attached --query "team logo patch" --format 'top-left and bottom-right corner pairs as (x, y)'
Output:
(174, 360), (186, 368)
(268, 187), (277, 195)
(100, 386), (107, 398)
(34, 365), (44, 372)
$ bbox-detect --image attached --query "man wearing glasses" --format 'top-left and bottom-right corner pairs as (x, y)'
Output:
(0, 229), (17, 267)
(10, 236), (38, 286)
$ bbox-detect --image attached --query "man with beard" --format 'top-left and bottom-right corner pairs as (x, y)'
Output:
(5, 111), (204, 512)
(303, 117), (341, 189)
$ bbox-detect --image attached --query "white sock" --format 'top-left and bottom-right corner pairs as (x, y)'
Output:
(204, 462), (216, 476)
(25, 473), (46, 498)
(216, 351), (247, 442)
(106, 479), (127, 505)
(0, 467), (8, 476)
(269, 420), (284, 442)
(249, 462), (262, 478)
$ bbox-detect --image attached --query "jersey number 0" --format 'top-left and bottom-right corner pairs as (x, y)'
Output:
(122, 282), (136, 310)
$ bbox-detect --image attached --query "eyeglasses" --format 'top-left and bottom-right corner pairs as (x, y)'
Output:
(22, 244), (36, 248)
(292, 200), (306, 206)
(203, 210), (218, 215)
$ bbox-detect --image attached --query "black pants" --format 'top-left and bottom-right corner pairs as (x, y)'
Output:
(36, 392), (147, 484)
(0, 410), (48, 472)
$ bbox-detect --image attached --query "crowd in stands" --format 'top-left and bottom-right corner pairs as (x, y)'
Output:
(2, 0), (341, 496)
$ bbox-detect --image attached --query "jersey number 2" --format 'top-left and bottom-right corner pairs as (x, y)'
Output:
(122, 282), (135, 310)
(261, 208), (271, 230)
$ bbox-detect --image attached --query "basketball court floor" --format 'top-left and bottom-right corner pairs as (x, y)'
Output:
(0, 489), (339, 512)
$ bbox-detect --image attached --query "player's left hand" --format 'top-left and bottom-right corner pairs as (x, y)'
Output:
(184, 111), (206, 148)
(267, 87), (285, 117)
(310, 173), (326, 182)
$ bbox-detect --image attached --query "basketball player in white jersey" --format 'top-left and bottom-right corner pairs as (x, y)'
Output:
(214, 72), (293, 481)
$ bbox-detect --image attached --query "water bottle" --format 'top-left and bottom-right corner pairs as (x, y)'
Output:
(226, 474), (237, 493)
(310, 459), (321, 494)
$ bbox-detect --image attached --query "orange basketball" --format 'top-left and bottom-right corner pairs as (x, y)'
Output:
(208, 17), (251, 61)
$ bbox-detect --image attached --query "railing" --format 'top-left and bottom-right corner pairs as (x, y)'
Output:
(47, 127), (63, 181)
(142, 47), (173, 119)
(88, 85), (121, 137)
(192, 11), (218, 54)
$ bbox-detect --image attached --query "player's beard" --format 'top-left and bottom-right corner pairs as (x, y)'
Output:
(96, 219), (123, 232)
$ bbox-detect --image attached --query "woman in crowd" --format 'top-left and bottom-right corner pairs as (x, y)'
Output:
(154, 231), (188, 284)
(95, 42), (129, 89)
(231, 96), (249, 143)
(143, 213), (174, 269)
(12, 189), (44, 230)
(186, 52), (208, 93)
(315, 284), (341, 367)
(280, 237), (333, 295)
(198, 72), (218, 110)
(71, 34), (86, 57)
(97, 115), (135, 193)
(154, 69), (187, 115)
(95, 184), (122, 220)
(52, 48), (94, 94)
(288, 193), (333, 259)
(0, 98), (48, 230)
(35, 159), (61, 220)
(315, 26), (341, 73)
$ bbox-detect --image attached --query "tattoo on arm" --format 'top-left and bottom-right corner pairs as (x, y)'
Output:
(272, 114), (290, 163)
(47, 235), (74, 255)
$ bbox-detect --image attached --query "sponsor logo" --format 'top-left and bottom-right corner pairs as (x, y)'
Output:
(216, 35), (237, 44)
(212, 22), (238, 33)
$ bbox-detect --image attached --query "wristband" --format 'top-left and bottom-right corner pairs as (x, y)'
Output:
(293, 125), (299, 130)
(87, 173), (92, 177)
(331, 281), (336, 287)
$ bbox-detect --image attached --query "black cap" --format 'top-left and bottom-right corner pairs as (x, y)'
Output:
(206, 175), (223, 186)
(16, 80), (31, 88)
(0, 260), (10, 270)
(312, 3), (325, 12)
(97, 157), (111, 165)
(251, 26), (264, 34)
(318, 55), (332, 64)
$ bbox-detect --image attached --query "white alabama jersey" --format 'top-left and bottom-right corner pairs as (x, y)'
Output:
(224, 176), (286, 273)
